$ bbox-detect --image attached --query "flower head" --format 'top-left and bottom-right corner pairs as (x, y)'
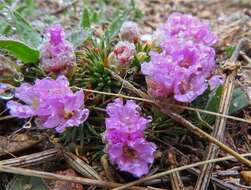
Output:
(108, 41), (136, 73)
(160, 12), (217, 46)
(120, 21), (140, 43)
(7, 75), (89, 133)
(141, 13), (219, 103)
(105, 98), (151, 136)
(40, 25), (76, 76)
(103, 99), (156, 177)
(107, 138), (156, 177)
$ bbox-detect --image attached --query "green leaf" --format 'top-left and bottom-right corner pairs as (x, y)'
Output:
(6, 175), (48, 190)
(225, 46), (235, 58)
(229, 88), (249, 115)
(202, 87), (249, 124)
(7, 7), (42, 48)
(92, 11), (99, 23)
(103, 9), (130, 43)
(203, 85), (223, 124)
(67, 29), (91, 48)
(81, 7), (91, 29)
(0, 39), (39, 63)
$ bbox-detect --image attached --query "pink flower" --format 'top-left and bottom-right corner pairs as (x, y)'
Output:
(174, 73), (208, 102)
(105, 98), (151, 135)
(103, 99), (156, 177)
(160, 12), (217, 46)
(107, 138), (156, 177)
(41, 90), (89, 133)
(119, 21), (140, 42)
(7, 75), (89, 133)
(40, 25), (76, 75)
(141, 52), (177, 97)
(141, 13), (219, 103)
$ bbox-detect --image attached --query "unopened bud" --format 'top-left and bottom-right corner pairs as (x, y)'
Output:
(119, 21), (140, 43)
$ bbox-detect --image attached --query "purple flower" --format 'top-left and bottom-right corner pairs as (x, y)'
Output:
(40, 25), (76, 76)
(208, 75), (225, 90)
(41, 90), (89, 133)
(141, 13), (218, 103)
(120, 21), (140, 43)
(107, 138), (156, 177)
(105, 98), (151, 135)
(7, 75), (89, 133)
(103, 99), (156, 177)
(7, 83), (39, 118)
(141, 52), (177, 97)
(160, 12), (217, 46)
(7, 101), (36, 118)
(174, 73), (208, 102)
(161, 39), (216, 77)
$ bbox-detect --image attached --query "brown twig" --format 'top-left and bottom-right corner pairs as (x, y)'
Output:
(194, 39), (245, 190)
(64, 152), (101, 180)
(106, 68), (150, 99)
(188, 168), (239, 190)
(0, 148), (60, 167)
(71, 87), (251, 126)
(168, 150), (184, 190)
(0, 165), (151, 190)
(101, 154), (116, 182)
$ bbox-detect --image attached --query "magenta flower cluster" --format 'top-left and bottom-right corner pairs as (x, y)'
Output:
(7, 75), (89, 133)
(40, 25), (76, 75)
(141, 13), (222, 103)
(103, 99), (156, 177)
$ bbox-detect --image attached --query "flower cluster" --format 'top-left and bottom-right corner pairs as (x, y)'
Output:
(103, 99), (156, 177)
(141, 13), (223, 102)
(7, 75), (89, 133)
(40, 25), (76, 76)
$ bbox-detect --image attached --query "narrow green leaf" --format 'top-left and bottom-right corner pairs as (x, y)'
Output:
(7, 7), (42, 48)
(81, 7), (91, 29)
(92, 11), (99, 23)
(67, 29), (91, 48)
(0, 39), (39, 63)
(203, 86), (223, 124)
(229, 88), (249, 115)
(103, 9), (130, 43)
(225, 46), (235, 58)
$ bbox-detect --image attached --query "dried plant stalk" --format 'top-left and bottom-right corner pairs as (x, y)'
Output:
(64, 152), (101, 180)
(0, 148), (59, 168)
(194, 39), (245, 190)
(0, 165), (156, 190)
(168, 150), (184, 190)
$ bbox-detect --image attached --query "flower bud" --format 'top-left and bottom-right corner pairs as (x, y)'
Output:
(40, 25), (76, 76)
(108, 41), (136, 73)
(119, 21), (140, 43)
(136, 52), (148, 62)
